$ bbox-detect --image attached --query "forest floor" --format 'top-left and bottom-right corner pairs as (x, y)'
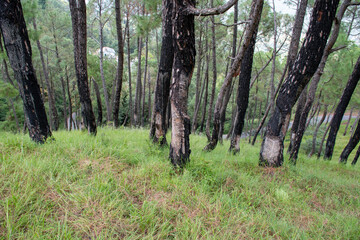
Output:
(0, 126), (359, 239)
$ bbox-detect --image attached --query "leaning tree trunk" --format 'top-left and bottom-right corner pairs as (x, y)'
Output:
(169, 0), (196, 167)
(351, 144), (360, 165)
(69, 0), (97, 135)
(288, 87), (307, 153)
(200, 31), (209, 133)
(251, 0), (307, 146)
(289, 0), (351, 163)
(229, 18), (260, 154)
(0, 0), (52, 143)
(113, 0), (124, 128)
(91, 77), (103, 126)
(309, 104), (327, 157)
(65, 67), (73, 130)
(204, 0), (264, 151)
(205, 0), (218, 141)
(343, 107), (354, 136)
(33, 18), (59, 131)
(339, 120), (360, 164)
(259, 0), (340, 167)
(324, 55), (360, 160)
(150, 0), (174, 145)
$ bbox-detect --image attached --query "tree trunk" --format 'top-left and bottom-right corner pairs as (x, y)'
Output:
(317, 104), (336, 158)
(270, 0), (277, 113)
(51, 21), (68, 130)
(142, 37), (148, 127)
(98, 1), (111, 123)
(125, 12), (133, 127)
(33, 18), (59, 131)
(148, 70), (151, 123)
(339, 120), (360, 164)
(169, 0), (196, 167)
(65, 67), (73, 130)
(351, 111), (360, 137)
(69, 0), (97, 135)
(91, 77), (103, 126)
(150, 0), (174, 144)
(229, 23), (259, 154)
(343, 107), (354, 136)
(204, 0), (264, 151)
(288, 87), (307, 153)
(113, 0), (124, 128)
(200, 29), (209, 133)
(0, 0), (52, 142)
(351, 144), (360, 165)
(134, 37), (142, 126)
(191, 22), (203, 133)
(309, 104), (327, 157)
(324, 55), (360, 159)
(260, 0), (339, 167)
(218, 1), (238, 144)
(205, 0), (218, 141)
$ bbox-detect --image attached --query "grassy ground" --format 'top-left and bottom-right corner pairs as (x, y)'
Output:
(0, 127), (359, 239)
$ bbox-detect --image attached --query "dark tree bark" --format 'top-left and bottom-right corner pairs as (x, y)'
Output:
(289, 0), (350, 163)
(324, 55), (360, 159)
(150, 0), (174, 145)
(204, 0), (264, 151)
(251, 0), (307, 146)
(169, 0), (196, 167)
(69, 0), (97, 135)
(309, 104), (327, 157)
(343, 107), (354, 136)
(113, 0), (124, 128)
(33, 18), (59, 131)
(339, 120), (360, 164)
(0, 0), (52, 142)
(351, 144), (360, 165)
(260, 0), (340, 167)
(229, 21), (260, 154)
(91, 77), (103, 126)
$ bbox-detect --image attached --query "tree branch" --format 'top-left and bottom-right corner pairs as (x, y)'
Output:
(186, 0), (238, 16)
(329, 45), (347, 53)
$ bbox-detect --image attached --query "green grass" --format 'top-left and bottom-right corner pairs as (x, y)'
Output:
(0, 127), (359, 239)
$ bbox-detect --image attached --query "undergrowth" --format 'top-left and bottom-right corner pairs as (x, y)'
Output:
(0, 127), (359, 239)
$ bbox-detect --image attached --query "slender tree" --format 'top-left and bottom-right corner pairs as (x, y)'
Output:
(260, 0), (340, 167)
(113, 0), (124, 127)
(289, 0), (351, 163)
(0, 0), (52, 142)
(69, 0), (97, 135)
(229, 8), (262, 154)
(339, 120), (360, 164)
(324, 55), (360, 160)
(33, 18), (59, 131)
(203, 0), (264, 151)
(150, 0), (174, 145)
